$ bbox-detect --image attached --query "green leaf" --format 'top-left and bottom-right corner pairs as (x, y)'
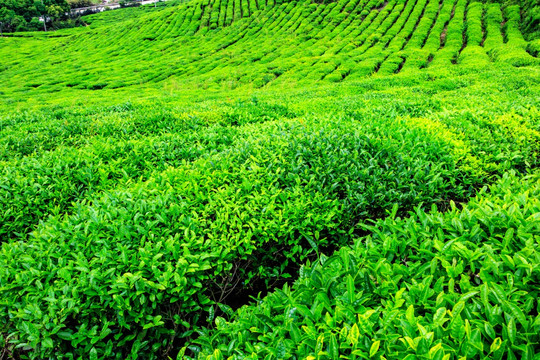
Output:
(90, 348), (98, 360)
(347, 274), (355, 304)
(290, 323), (301, 343)
(490, 338), (502, 353)
(503, 228), (514, 250)
(433, 307), (447, 326)
(505, 301), (528, 328)
(56, 331), (72, 341)
(417, 337), (429, 355)
(42, 338), (54, 349)
(452, 301), (465, 318)
(329, 333), (339, 360)
(348, 323), (360, 345)
(305, 233), (318, 253)
(507, 317), (516, 345)
(402, 336), (416, 350)
(369, 340), (380, 358)
(451, 317), (465, 340)
(458, 291), (478, 303)
(484, 322), (496, 340)
(406, 305), (415, 324)
(276, 340), (286, 359)
(176, 347), (187, 360)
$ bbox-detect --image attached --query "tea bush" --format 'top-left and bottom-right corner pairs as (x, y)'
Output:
(190, 171), (540, 359)
(0, 100), (297, 242)
(1, 112), (490, 358)
(2, 0), (538, 100)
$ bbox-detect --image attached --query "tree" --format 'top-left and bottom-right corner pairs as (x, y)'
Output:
(0, 7), (16, 34)
(0, 0), (69, 32)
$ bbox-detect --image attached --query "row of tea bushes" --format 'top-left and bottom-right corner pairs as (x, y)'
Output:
(0, 113), (487, 359)
(189, 170), (540, 360)
(521, 0), (539, 41)
(3, 81), (539, 245)
(1, 0), (536, 98)
(0, 100), (297, 242)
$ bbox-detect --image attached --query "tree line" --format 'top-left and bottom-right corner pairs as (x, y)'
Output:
(0, 0), (102, 33)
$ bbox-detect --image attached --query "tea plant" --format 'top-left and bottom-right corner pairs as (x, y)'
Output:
(190, 171), (540, 359)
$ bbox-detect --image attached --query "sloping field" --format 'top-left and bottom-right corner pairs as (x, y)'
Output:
(0, 0), (539, 359)
(0, 0), (539, 106)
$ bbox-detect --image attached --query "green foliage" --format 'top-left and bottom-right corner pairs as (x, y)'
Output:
(0, 0), (70, 32)
(1, 69), (539, 357)
(1, 0), (539, 95)
(521, 0), (540, 41)
(189, 171), (540, 359)
(0, 100), (294, 242)
(0, 108), (490, 358)
(498, 5), (539, 66)
(0, 0), (539, 358)
(466, 2), (484, 46)
(67, 0), (101, 8)
(527, 39), (540, 57)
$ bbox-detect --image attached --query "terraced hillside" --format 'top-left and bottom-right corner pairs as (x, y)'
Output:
(1, 0), (539, 107)
(0, 0), (539, 359)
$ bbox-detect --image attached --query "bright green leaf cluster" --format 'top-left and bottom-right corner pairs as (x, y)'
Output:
(190, 171), (540, 359)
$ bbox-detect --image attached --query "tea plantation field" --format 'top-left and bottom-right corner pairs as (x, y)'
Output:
(0, 0), (539, 359)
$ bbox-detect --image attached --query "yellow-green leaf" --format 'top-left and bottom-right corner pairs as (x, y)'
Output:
(349, 323), (360, 346)
(490, 337), (502, 353)
(369, 340), (380, 358)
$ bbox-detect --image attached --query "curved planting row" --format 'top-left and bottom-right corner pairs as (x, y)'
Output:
(1, 113), (488, 358)
(0, 0), (539, 98)
(2, 68), (540, 358)
(189, 170), (540, 360)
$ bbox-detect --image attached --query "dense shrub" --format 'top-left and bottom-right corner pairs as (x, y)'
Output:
(521, 0), (539, 41)
(2, 0), (536, 91)
(498, 5), (540, 66)
(189, 171), (540, 359)
(1, 113), (488, 358)
(0, 100), (297, 242)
